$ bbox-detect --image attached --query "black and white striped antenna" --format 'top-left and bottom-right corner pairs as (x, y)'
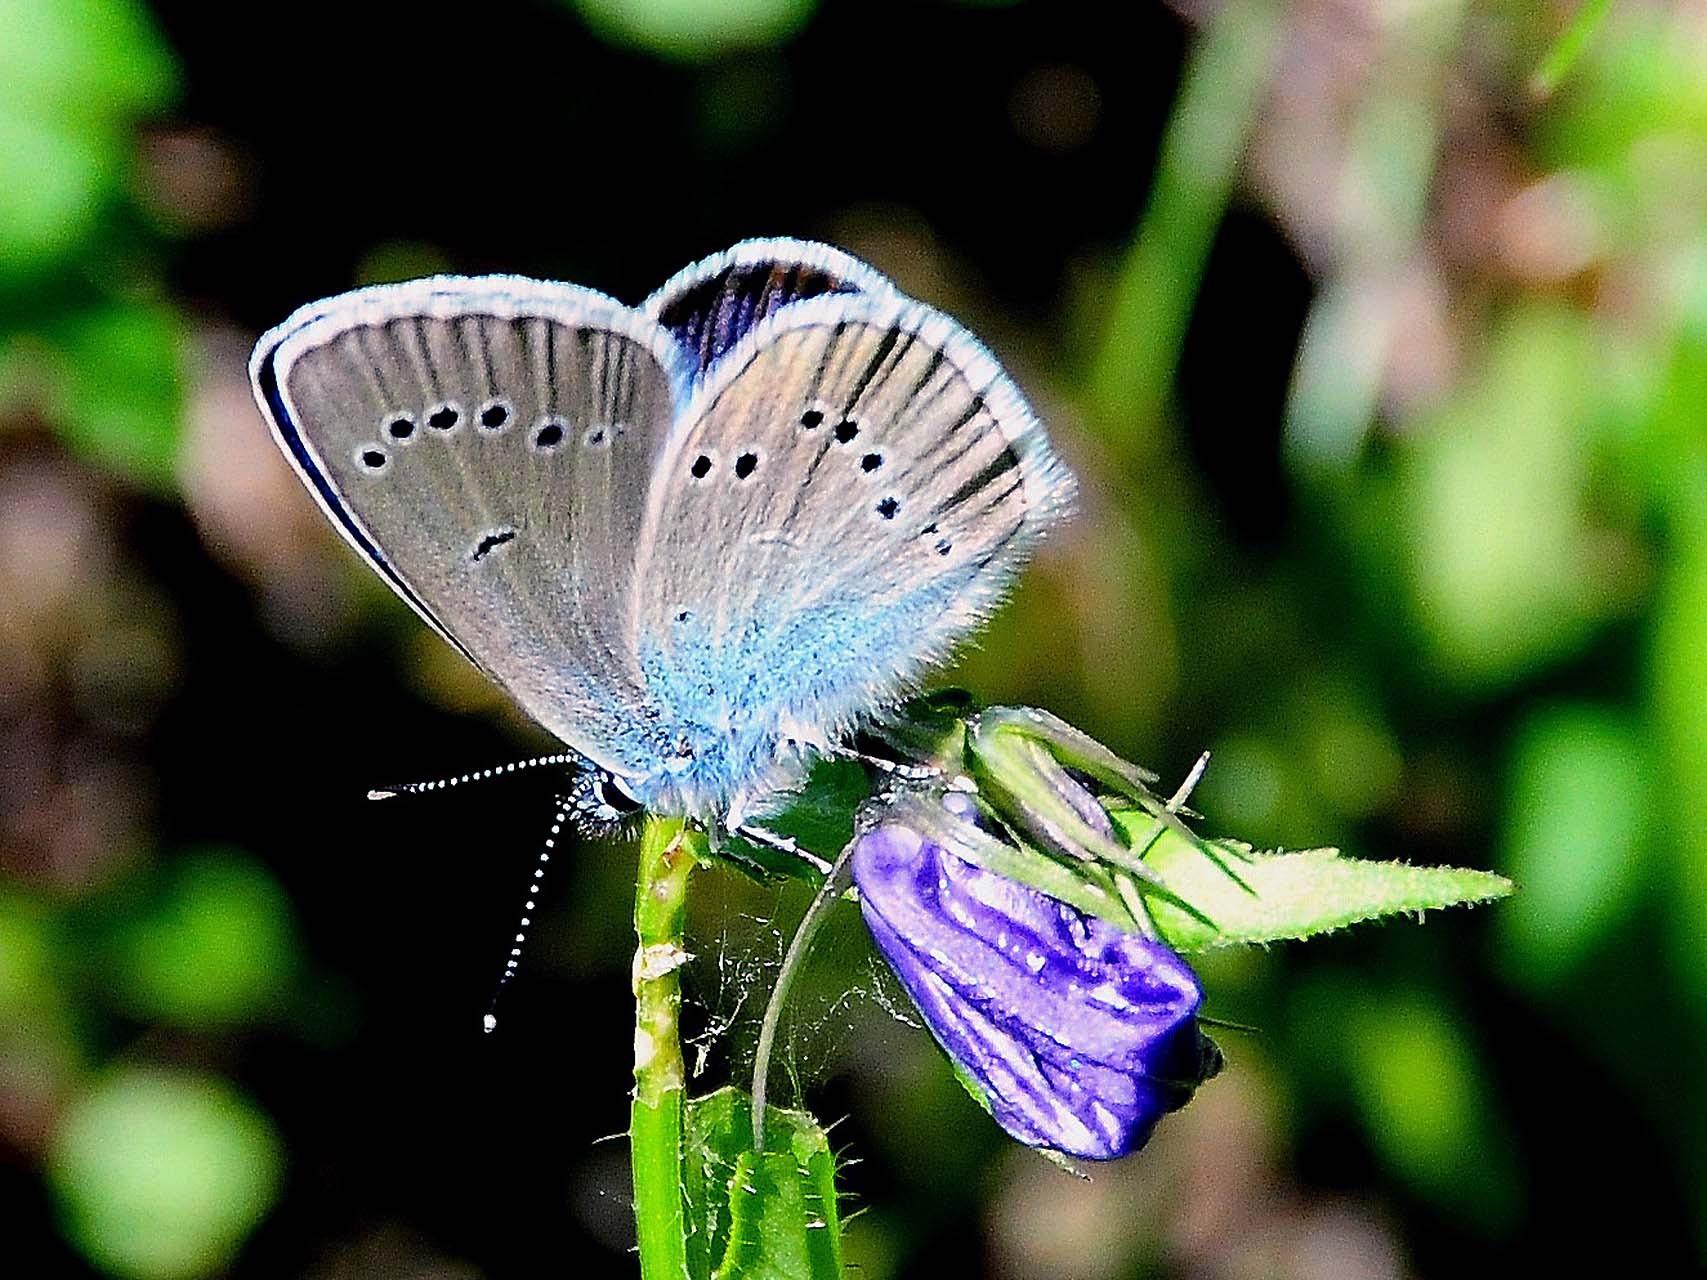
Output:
(482, 792), (575, 1035)
(366, 752), (579, 800)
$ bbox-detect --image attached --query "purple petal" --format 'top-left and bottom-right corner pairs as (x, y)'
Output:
(853, 822), (1217, 1160)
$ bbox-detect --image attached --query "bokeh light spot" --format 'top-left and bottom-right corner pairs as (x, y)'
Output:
(567, 0), (817, 62)
(48, 1067), (283, 1280)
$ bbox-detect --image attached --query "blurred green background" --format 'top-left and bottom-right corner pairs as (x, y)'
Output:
(2, 0), (1703, 1275)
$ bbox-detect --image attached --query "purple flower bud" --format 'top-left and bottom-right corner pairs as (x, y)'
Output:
(853, 821), (1220, 1160)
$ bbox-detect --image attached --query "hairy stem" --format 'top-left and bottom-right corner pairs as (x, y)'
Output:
(631, 815), (695, 1280)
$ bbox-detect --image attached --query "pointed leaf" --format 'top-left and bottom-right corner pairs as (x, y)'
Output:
(683, 1087), (841, 1280)
(713, 1150), (840, 1280)
(1110, 811), (1514, 951)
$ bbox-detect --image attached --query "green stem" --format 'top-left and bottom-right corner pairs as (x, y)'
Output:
(1087, 0), (1284, 454)
(1282, 0), (1466, 477)
(1529, 0), (1610, 97)
(631, 815), (695, 1280)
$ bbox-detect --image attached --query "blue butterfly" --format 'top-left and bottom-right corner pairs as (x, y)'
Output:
(250, 240), (1074, 842)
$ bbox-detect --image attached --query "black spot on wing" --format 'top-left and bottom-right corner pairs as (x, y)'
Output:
(471, 529), (517, 562)
(254, 339), (478, 666)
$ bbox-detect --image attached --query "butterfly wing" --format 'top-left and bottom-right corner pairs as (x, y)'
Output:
(250, 275), (690, 773)
(641, 237), (897, 376)
(628, 290), (1074, 811)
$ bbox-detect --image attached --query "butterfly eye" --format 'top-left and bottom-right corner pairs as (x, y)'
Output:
(595, 771), (642, 816)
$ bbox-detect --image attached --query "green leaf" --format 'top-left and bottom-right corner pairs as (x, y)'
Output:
(0, 892), (60, 1017)
(1087, 0), (1285, 448)
(1110, 811), (1514, 951)
(1650, 470), (1707, 1004)
(684, 1086), (841, 1280)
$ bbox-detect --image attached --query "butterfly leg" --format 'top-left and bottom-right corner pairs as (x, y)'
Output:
(828, 744), (941, 783)
(733, 824), (834, 876)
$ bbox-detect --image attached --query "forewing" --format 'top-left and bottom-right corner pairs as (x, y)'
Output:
(630, 293), (1074, 743)
(250, 276), (688, 770)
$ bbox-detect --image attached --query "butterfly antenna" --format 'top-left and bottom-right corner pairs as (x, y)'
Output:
(482, 792), (574, 1034)
(749, 833), (855, 1153)
(367, 752), (580, 800)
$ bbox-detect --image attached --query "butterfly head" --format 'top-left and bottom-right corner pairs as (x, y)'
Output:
(570, 767), (646, 833)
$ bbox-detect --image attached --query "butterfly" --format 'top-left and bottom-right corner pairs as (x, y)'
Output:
(249, 239), (1075, 843)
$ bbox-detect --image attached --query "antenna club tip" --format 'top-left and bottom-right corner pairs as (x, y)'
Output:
(482, 1013), (498, 1034)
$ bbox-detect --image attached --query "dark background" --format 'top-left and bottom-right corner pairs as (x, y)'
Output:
(3, 0), (1703, 1276)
